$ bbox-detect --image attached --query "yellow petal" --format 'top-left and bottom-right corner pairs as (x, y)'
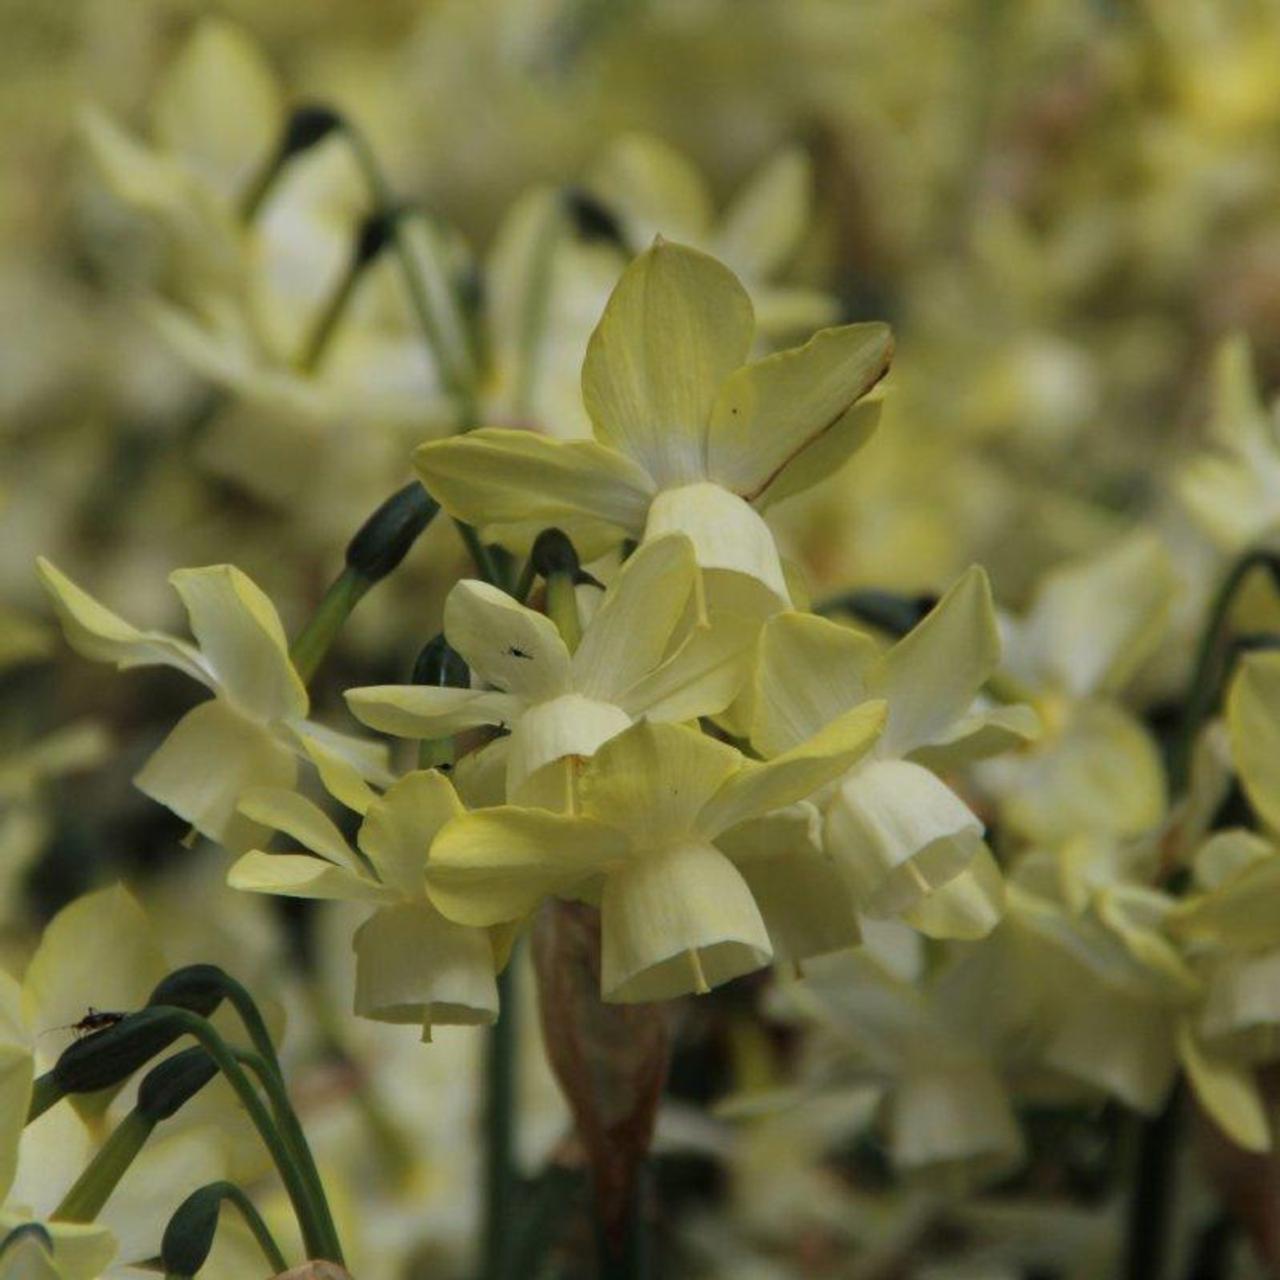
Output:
(1178, 1019), (1270, 1152)
(35, 558), (209, 687)
(353, 902), (497, 1028)
(227, 851), (386, 902)
(750, 611), (879, 757)
(902, 846), (1006, 941)
(718, 808), (861, 966)
(617, 608), (756, 723)
(152, 18), (283, 204)
(134, 700), (297, 849)
(1171, 853), (1280, 950)
(824, 759), (984, 919)
(287, 719), (393, 816)
(870, 566), (1000, 757)
(169, 565), (307, 722)
(698, 701), (887, 839)
(578, 720), (740, 847)
(1229, 651), (1280, 835)
(358, 770), (464, 897)
(1199, 948), (1280, 1060)
(427, 808), (627, 926)
(715, 148), (812, 280)
(445, 579), (571, 700)
(414, 429), (655, 539)
(570, 535), (697, 701)
(582, 240), (754, 486)
(236, 787), (359, 871)
(644, 482), (790, 613)
(707, 322), (892, 501)
(345, 685), (518, 740)
(600, 839), (771, 1002)
(752, 399), (880, 513)
(0, 972), (32, 1203)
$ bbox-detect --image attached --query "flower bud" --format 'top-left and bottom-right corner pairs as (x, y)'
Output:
(161, 1183), (233, 1277)
(345, 483), (440, 585)
(563, 187), (627, 249)
(137, 1048), (219, 1123)
(52, 1007), (183, 1095)
(147, 965), (229, 1019)
(279, 104), (343, 161)
(411, 634), (469, 689)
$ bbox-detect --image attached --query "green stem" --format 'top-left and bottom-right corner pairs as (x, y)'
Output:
(482, 962), (518, 1280)
(289, 567), (370, 685)
(455, 519), (504, 587)
(157, 1009), (336, 1262)
(207, 1183), (288, 1274)
(1123, 1086), (1182, 1280)
(53, 1110), (153, 1222)
(1171, 548), (1280, 792)
(513, 555), (537, 604)
(235, 1050), (342, 1267)
(295, 251), (363, 374)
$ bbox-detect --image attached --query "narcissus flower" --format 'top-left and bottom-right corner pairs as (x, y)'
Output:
(586, 133), (837, 339)
(347, 535), (752, 804)
(750, 567), (1036, 931)
(36, 559), (391, 849)
(426, 711), (885, 1002)
(981, 532), (1175, 846)
(416, 239), (892, 614)
(228, 770), (500, 1036)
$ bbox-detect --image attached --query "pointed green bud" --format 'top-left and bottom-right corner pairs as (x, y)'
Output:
(530, 528), (581, 580)
(147, 965), (229, 1019)
(411, 634), (469, 689)
(52, 1007), (184, 1095)
(564, 187), (626, 249)
(279, 104), (343, 161)
(137, 1048), (218, 1123)
(162, 1182), (287, 1278)
(345, 483), (440, 585)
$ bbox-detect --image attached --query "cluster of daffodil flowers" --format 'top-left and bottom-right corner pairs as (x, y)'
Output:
(23, 6), (1280, 1279)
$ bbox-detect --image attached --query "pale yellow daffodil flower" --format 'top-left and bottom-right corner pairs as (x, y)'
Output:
(416, 239), (892, 615)
(347, 535), (752, 805)
(37, 559), (391, 850)
(750, 567), (1037, 933)
(228, 770), (500, 1038)
(425, 710), (885, 1003)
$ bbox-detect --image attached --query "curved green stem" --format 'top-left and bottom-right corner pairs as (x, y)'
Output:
(1171, 548), (1280, 792)
(209, 1182), (288, 1274)
(155, 1009), (336, 1262)
(289, 567), (370, 686)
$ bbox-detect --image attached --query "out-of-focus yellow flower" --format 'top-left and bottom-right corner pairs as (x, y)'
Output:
(586, 133), (835, 340)
(980, 532), (1175, 846)
(37, 559), (391, 849)
(348, 535), (753, 805)
(426, 711), (884, 1002)
(417, 239), (891, 613)
(1178, 335), (1280, 553)
(751, 568), (1036, 936)
(229, 769), (500, 1038)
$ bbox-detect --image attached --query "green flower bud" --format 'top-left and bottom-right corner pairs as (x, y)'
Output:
(279, 105), (343, 161)
(345, 483), (440, 584)
(137, 1048), (218, 1124)
(147, 965), (229, 1018)
(162, 1182), (286, 1278)
(564, 187), (626, 249)
(52, 1007), (184, 1095)
(411, 634), (469, 689)
(530, 528), (581, 580)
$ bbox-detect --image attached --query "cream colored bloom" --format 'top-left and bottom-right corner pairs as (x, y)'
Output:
(586, 133), (836, 339)
(750, 568), (1036, 932)
(37, 559), (391, 850)
(348, 535), (751, 805)
(416, 239), (892, 614)
(229, 771), (499, 1037)
(426, 711), (885, 1002)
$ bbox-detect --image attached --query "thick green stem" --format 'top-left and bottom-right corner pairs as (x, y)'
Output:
(289, 568), (370, 685)
(482, 962), (518, 1280)
(545, 573), (582, 652)
(53, 1110), (153, 1222)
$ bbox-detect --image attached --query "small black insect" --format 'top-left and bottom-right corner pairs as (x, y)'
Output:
(42, 1008), (126, 1041)
(507, 646), (534, 660)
